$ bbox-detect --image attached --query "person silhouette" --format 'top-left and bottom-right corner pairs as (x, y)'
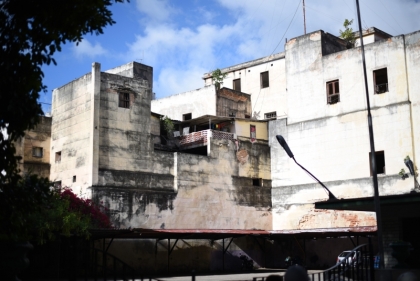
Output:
(284, 265), (309, 281)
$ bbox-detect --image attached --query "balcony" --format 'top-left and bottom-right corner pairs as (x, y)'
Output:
(178, 129), (235, 150)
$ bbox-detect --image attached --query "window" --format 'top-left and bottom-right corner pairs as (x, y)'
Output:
(252, 178), (262, 186)
(73, 175), (76, 183)
(264, 112), (277, 119)
(233, 78), (241, 92)
(374, 68), (388, 94)
(260, 71), (269, 88)
(118, 92), (130, 108)
(183, 113), (192, 121)
(32, 147), (43, 158)
(250, 125), (256, 141)
(54, 181), (62, 189)
(326, 80), (340, 104)
(369, 151), (385, 175)
(55, 151), (61, 163)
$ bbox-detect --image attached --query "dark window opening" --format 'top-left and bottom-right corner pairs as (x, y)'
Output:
(253, 178), (262, 186)
(73, 175), (76, 183)
(183, 113), (192, 121)
(327, 80), (340, 104)
(32, 147), (43, 158)
(118, 92), (130, 108)
(260, 71), (269, 88)
(265, 112), (277, 119)
(233, 78), (241, 92)
(369, 151), (385, 175)
(55, 151), (61, 163)
(245, 114), (251, 119)
(54, 181), (62, 189)
(250, 125), (256, 141)
(374, 68), (388, 94)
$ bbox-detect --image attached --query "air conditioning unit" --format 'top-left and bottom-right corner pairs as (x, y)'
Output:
(328, 94), (340, 104)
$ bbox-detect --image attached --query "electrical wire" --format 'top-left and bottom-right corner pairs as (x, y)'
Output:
(253, 0), (302, 114)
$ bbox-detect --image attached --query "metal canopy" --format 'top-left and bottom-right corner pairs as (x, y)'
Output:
(89, 226), (376, 240)
(315, 192), (420, 212)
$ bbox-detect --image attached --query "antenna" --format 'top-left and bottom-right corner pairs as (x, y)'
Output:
(303, 0), (306, 35)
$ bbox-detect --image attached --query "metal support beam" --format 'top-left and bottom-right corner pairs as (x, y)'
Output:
(167, 238), (179, 272)
(349, 236), (356, 248)
(222, 237), (234, 271)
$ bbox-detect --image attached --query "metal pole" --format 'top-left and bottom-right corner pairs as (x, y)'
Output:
(355, 0), (385, 269)
(303, 0), (306, 35)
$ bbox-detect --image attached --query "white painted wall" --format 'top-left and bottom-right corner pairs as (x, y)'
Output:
(204, 53), (288, 120)
(151, 86), (216, 121)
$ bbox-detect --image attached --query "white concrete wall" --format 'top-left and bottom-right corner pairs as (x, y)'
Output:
(268, 30), (417, 230)
(151, 86), (216, 121)
(204, 53), (288, 120)
(50, 68), (96, 197)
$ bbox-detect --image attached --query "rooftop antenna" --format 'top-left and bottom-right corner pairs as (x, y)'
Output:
(303, 0), (307, 35)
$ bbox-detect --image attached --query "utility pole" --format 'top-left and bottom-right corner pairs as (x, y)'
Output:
(355, 0), (385, 269)
(303, 0), (307, 34)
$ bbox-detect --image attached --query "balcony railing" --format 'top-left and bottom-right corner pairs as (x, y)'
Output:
(178, 129), (235, 148)
(375, 83), (388, 94)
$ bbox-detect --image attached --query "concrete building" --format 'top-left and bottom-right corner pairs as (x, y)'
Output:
(43, 26), (420, 271)
(15, 116), (52, 179)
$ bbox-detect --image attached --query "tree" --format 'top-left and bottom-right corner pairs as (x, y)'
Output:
(339, 19), (356, 48)
(211, 68), (227, 91)
(0, 0), (126, 242)
(0, 0), (127, 184)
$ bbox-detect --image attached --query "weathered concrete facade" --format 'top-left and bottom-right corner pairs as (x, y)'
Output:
(50, 61), (272, 231)
(15, 116), (52, 178)
(266, 30), (420, 267)
(203, 53), (287, 120)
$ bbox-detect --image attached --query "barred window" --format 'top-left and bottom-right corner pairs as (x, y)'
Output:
(119, 92), (130, 108)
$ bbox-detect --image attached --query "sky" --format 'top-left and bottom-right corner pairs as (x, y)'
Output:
(39, 0), (420, 113)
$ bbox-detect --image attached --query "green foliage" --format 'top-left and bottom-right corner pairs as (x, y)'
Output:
(160, 116), (174, 138)
(0, 175), (111, 244)
(211, 68), (227, 90)
(0, 0), (124, 244)
(0, 0), (127, 184)
(339, 19), (356, 47)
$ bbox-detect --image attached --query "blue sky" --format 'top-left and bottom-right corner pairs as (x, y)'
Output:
(39, 0), (420, 113)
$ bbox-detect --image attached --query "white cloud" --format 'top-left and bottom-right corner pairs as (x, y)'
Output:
(136, 0), (177, 23)
(73, 40), (107, 59)
(122, 0), (420, 99)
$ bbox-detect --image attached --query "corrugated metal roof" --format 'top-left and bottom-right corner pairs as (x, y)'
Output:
(89, 226), (376, 240)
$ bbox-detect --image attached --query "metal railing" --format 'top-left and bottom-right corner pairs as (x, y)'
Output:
(375, 83), (388, 94)
(252, 244), (374, 281)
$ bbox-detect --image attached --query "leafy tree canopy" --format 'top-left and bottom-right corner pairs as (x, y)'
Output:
(0, 0), (126, 242)
(211, 68), (227, 91)
(339, 19), (356, 47)
(0, 0), (126, 183)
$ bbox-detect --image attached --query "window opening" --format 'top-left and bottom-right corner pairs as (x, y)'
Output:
(326, 80), (340, 104)
(54, 181), (62, 189)
(252, 178), (262, 186)
(250, 125), (256, 142)
(374, 68), (388, 94)
(32, 147), (43, 158)
(264, 112), (277, 119)
(260, 71), (269, 88)
(55, 151), (61, 163)
(183, 113), (192, 121)
(233, 78), (241, 92)
(369, 151), (385, 175)
(73, 175), (76, 183)
(118, 92), (130, 108)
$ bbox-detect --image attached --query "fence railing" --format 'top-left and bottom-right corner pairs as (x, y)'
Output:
(252, 243), (374, 281)
(178, 129), (235, 147)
